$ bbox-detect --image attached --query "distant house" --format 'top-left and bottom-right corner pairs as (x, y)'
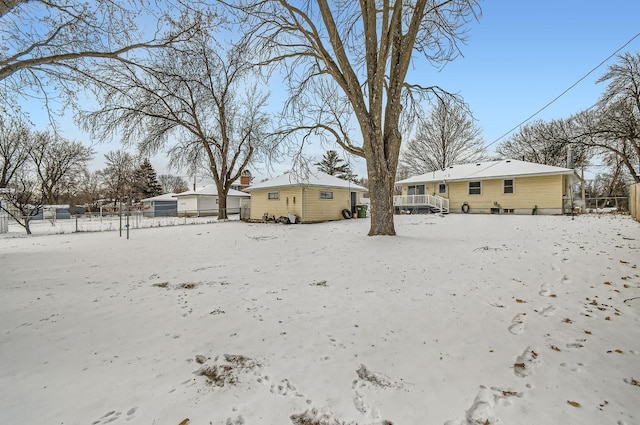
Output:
(245, 171), (368, 223)
(173, 185), (250, 217)
(141, 193), (178, 217)
(395, 159), (581, 215)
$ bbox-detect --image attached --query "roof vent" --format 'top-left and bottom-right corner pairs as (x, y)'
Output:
(506, 160), (511, 163)
(476, 163), (481, 166)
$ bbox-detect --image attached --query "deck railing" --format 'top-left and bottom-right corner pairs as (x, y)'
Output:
(393, 194), (449, 213)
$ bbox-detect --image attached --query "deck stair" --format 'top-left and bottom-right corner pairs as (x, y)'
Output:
(393, 194), (449, 214)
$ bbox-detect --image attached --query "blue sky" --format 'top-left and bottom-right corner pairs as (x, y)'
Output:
(426, 0), (640, 150)
(307, 0), (640, 179)
(20, 0), (640, 181)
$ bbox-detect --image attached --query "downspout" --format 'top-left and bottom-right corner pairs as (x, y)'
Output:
(302, 187), (306, 222)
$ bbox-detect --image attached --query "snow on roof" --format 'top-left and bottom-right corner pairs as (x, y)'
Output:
(172, 185), (250, 198)
(396, 159), (579, 184)
(245, 170), (367, 191)
(141, 193), (177, 202)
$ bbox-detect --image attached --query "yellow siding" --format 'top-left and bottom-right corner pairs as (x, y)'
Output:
(448, 175), (565, 212)
(401, 183), (439, 196)
(249, 187), (303, 220)
(402, 175), (566, 213)
(301, 187), (352, 222)
(250, 187), (353, 222)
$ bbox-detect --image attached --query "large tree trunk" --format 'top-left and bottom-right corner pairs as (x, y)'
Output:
(365, 131), (400, 236)
(217, 184), (228, 220)
(366, 165), (397, 236)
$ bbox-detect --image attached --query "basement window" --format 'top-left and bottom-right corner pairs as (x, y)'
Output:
(268, 192), (279, 200)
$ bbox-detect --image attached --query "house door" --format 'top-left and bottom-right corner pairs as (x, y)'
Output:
(350, 191), (357, 213)
(407, 184), (425, 196)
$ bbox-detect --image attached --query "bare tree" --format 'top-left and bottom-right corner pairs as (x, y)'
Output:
(0, 167), (43, 235)
(496, 118), (590, 168)
(1, 121), (92, 233)
(229, 0), (481, 235)
(0, 114), (30, 187)
(0, 0), (198, 113)
(401, 96), (486, 174)
(73, 170), (105, 212)
(83, 14), (276, 219)
(100, 150), (137, 207)
(567, 52), (640, 183)
(158, 174), (189, 194)
(0, 119), (41, 234)
(28, 132), (93, 204)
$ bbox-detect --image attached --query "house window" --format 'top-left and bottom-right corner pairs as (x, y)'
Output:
(468, 181), (481, 195)
(438, 183), (447, 194)
(319, 191), (334, 200)
(268, 192), (279, 200)
(407, 185), (425, 196)
(503, 179), (514, 194)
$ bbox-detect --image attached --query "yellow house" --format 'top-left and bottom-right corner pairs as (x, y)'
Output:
(395, 159), (581, 215)
(245, 171), (368, 223)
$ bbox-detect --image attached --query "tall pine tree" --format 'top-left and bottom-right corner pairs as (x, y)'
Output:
(132, 158), (162, 201)
(315, 150), (357, 181)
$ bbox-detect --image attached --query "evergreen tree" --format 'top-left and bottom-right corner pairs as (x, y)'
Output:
(315, 150), (357, 181)
(132, 158), (162, 201)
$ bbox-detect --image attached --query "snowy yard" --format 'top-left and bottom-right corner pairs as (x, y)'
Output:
(0, 214), (639, 425)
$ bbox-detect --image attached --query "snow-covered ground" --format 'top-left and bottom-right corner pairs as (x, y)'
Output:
(1, 214), (639, 425)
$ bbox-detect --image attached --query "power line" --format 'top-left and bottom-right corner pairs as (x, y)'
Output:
(487, 31), (640, 149)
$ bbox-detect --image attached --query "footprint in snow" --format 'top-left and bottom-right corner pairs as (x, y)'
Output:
(353, 390), (380, 419)
(539, 283), (552, 297)
(514, 346), (540, 378)
(508, 313), (526, 335)
(92, 410), (121, 425)
(460, 386), (523, 423)
(538, 305), (557, 317)
(270, 378), (302, 397)
(448, 386), (499, 425)
(125, 407), (138, 421)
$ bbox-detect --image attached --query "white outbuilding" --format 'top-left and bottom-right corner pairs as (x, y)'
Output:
(173, 185), (250, 217)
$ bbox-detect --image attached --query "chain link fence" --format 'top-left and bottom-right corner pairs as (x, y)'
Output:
(1, 209), (242, 236)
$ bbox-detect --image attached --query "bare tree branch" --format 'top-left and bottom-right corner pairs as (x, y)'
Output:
(82, 13), (277, 219)
(225, 0), (481, 235)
